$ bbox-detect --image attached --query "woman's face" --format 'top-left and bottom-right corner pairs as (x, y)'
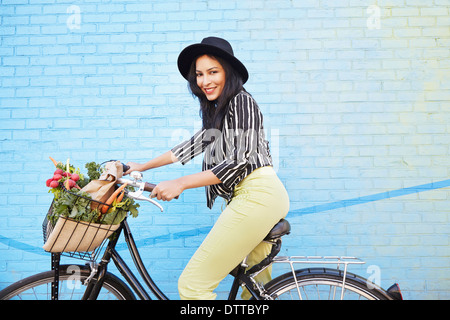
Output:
(195, 55), (226, 101)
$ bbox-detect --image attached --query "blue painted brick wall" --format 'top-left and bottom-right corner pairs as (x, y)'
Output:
(1, 0), (449, 299)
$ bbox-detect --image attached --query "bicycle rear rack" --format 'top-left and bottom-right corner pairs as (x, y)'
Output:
(274, 255), (365, 266)
(272, 256), (366, 300)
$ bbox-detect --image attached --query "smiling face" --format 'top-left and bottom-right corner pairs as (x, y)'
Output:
(195, 55), (226, 101)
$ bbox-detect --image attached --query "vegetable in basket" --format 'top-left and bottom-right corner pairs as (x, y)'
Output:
(45, 158), (139, 226)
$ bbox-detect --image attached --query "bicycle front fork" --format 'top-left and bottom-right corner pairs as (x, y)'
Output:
(50, 252), (108, 300)
(81, 262), (108, 300)
(51, 253), (61, 300)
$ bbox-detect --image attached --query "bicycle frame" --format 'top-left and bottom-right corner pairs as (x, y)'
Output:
(77, 218), (265, 300)
(80, 219), (168, 300)
(227, 265), (267, 300)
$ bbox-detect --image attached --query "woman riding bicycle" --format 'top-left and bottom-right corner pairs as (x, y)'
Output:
(125, 37), (289, 300)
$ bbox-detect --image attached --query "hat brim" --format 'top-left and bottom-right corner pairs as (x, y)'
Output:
(177, 43), (249, 84)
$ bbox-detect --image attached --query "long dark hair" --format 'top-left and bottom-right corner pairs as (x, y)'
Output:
(187, 55), (245, 130)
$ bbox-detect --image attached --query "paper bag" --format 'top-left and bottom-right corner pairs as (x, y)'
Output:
(81, 161), (124, 209)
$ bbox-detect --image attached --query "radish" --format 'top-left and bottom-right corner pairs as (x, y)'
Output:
(71, 173), (79, 182)
(46, 179), (53, 187)
(67, 179), (76, 188)
(53, 174), (62, 181)
(54, 169), (63, 175)
(50, 180), (59, 188)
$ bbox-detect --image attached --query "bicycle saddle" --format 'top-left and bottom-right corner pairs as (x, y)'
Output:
(264, 219), (291, 241)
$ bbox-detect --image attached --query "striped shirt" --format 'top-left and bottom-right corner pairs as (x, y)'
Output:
(171, 91), (273, 209)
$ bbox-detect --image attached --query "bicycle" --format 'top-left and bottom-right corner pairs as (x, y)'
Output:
(0, 162), (403, 301)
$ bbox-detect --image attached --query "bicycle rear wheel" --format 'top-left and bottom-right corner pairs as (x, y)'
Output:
(0, 264), (135, 300)
(264, 267), (391, 300)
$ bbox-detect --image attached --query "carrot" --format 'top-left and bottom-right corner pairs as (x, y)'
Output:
(49, 156), (58, 167)
(116, 190), (125, 203)
(101, 182), (128, 215)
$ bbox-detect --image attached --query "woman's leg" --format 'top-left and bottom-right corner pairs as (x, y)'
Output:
(240, 241), (273, 300)
(178, 167), (289, 300)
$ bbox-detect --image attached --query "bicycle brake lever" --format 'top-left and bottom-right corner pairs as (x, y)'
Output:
(118, 178), (164, 212)
(127, 190), (164, 212)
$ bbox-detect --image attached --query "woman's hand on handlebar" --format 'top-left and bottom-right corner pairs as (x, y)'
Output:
(151, 179), (184, 202)
(124, 162), (145, 175)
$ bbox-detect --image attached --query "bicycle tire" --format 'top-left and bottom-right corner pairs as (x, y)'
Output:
(0, 264), (136, 300)
(263, 267), (392, 300)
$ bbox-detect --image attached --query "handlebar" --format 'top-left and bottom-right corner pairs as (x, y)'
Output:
(121, 163), (156, 192)
(116, 162), (163, 212)
(120, 161), (177, 198)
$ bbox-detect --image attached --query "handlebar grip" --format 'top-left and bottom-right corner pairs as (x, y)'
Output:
(122, 163), (130, 173)
(144, 182), (156, 192)
(144, 182), (179, 199)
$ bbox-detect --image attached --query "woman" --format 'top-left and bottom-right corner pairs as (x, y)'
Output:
(125, 37), (289, 300)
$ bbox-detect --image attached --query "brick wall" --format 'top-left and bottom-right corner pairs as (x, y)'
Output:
(0, 0), (449, 299)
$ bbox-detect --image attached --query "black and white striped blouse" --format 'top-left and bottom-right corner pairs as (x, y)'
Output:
(171, 90), (273, 209)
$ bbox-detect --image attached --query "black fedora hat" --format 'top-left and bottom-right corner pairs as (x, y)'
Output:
(177, 37), (249, 84)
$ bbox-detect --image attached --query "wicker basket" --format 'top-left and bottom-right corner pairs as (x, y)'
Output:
(42, 187), (125, 260)
(43, 216), (120, 253)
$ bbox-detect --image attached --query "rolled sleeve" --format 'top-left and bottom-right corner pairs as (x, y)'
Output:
(171, 129), (208, 165)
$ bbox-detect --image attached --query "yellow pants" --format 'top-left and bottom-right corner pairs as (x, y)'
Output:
(178, 166), (289, 300)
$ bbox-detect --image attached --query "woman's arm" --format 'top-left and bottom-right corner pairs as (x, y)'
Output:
(151, 170), (221, 201)
(125, 127), (210, 175)
(125, 150), (178, 174)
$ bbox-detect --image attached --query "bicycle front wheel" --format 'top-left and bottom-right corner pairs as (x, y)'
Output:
(0, 264), (136, 300)
(264, 267), (392, 300)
